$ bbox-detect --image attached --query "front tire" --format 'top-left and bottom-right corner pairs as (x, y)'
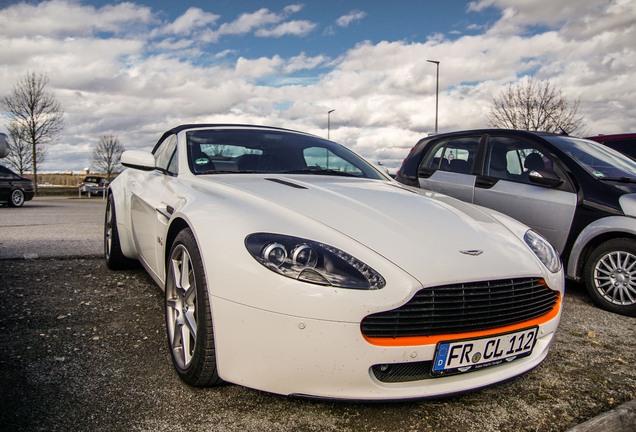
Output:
(166, 228), (222, 387)
(104, 194), (138, 270)
(9, 189), (25, 207)
(585, 238), (636, 316)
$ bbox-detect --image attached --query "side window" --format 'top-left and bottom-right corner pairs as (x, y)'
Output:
(154, 135), (178, 174)
(421, 140), (447, 169)
(0, 166), (10, 179)
(439, 137), (480, 174)
(485, 137), (555, 185)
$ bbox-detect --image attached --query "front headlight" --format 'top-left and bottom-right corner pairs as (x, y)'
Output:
(524, 230), (561, 273)
(245, 233), (386, 290)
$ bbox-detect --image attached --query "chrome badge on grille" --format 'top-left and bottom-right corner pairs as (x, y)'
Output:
(460, 250), (483, 256)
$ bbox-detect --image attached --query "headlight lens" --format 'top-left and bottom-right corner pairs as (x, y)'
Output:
(524, 230), (561, 273)
(245, 233), (386, 290)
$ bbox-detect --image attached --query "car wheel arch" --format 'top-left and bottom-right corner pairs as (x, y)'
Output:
(165, 217), (191, 267)
(567, 219), (636, 280)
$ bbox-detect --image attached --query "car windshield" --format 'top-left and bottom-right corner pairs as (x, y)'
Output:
(543, 135), (636, 180)
(186, 129), (384, 180)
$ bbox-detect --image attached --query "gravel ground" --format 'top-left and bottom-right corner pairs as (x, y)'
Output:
(1, 257), (635, 432)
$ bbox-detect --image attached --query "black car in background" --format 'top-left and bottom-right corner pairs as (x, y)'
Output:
(587, 133), (636, 160)
(396, 129), (636, 316)
(0, 165), (34, 207)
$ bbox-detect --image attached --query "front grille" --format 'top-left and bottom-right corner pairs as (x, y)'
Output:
(361, 278), (559, 338)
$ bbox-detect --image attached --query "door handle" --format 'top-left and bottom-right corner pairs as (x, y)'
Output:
(475, 176), (500, 189)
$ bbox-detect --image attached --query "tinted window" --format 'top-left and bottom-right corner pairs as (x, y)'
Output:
(154, 134), (178, 174)
(485, 137), (556, 185)
(439, 137), (480, 174)
(186, 129), (383, 179)
(602, 138), (636, 159)
(0, 166), (11, 179)
(303, 147), (363, 176)
(421, 140), (447, 169)
(545, 136), (636, 180)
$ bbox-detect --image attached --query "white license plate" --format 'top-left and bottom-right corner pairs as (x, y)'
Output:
(432, 327), (538, 376)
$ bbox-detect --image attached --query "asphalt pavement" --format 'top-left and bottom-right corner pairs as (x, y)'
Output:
(1, 196), (634, 432)
(0, 196), (106, 260)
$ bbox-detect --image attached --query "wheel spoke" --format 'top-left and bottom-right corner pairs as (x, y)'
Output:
(625, 286), (636, 303)
(184, 309), (197, 338)
(180, 252), (191, 291)
(597, 280), (611, 289)
(595, 267), (612, 276)
(181, 323), (193, 364)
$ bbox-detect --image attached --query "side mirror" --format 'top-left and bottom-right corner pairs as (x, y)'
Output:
(0, 133), (10, 158)
(528, 169), (563, 187)
(121, 150), (156, 171)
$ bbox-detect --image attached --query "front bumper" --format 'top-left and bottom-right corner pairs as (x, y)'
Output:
(211, 295), (561, 400)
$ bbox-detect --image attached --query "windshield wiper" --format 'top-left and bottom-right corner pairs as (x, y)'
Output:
(281, 169), (358, 177)
(598, 176), (636, 183)
(198, 170), (262, 175)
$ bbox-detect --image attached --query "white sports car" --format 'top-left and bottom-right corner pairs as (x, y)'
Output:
(105, 124), (564, 400)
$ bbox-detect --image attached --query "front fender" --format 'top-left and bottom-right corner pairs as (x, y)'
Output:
(567, 216), (636, 278)
(108, 170), (138, 260)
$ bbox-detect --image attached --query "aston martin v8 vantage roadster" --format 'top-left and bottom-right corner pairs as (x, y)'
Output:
(104, 124), (564, 400)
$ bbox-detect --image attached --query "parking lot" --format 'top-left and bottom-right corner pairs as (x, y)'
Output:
(1, 197), (635, 431)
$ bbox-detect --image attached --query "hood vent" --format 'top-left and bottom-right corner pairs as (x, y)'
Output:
(264, 178), (308, 189)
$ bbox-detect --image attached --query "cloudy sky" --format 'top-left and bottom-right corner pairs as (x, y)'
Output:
(0, 0), (635, 173)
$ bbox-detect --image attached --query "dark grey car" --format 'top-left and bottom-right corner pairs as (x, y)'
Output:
(396, 129), (636, 316)
(0, 165), (34, 207)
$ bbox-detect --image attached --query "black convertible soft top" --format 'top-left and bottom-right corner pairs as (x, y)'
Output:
(152, 124), (308, 154)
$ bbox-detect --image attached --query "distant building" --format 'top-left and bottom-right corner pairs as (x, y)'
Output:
(78, 168), (89, 175)
(61, 170), (73, 175)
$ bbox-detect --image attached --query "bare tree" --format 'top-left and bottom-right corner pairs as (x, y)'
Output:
(487, 78), (586, 136)
(2, 127), (48, 176)
(91, 135), (125, 181)
(1, 71), (64, 193)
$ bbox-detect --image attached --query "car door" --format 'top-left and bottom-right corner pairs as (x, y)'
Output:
(417, 136), (482, 203)
(472, 135), (577, 253)
(129, 134), (179, 279)
(0, 166), (11, 201)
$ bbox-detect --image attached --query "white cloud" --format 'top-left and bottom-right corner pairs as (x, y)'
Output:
(0, 0), (155, 37)
(198, 5), (313, 42)
(160, 7), (220, 36)
(336, 10), (367, 27)
(255, 20), (317, 37)
(0, 0), (634, 173)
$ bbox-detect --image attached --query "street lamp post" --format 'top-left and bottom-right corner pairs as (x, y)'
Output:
(427, 60), (440, 134)
(327, 109), (335, 140)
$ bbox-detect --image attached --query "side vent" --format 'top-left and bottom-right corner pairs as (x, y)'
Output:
(264, 178), (308, 189)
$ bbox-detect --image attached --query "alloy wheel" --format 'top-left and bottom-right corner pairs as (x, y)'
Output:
(104, 200), (113, 258)
(593, 250), (636, 306)
(166, 244), (198, 369)
(11, 190), (24, 207)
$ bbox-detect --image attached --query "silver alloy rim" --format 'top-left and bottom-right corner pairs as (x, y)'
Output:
(104, 201), (113, 258)
(166, 244), (198, 369)
(11, 190), (24, 206)
(594, 250), (636, 306)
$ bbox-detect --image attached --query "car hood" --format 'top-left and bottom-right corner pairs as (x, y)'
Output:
(197, 174), (543, 286)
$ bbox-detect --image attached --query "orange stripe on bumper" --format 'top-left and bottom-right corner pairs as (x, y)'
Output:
(362, 294), (561, 347)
